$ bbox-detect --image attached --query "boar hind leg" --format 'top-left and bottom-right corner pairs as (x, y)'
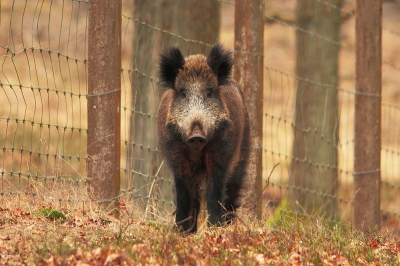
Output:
(174, 176), (200, 234)
(224, 162), (247, 223)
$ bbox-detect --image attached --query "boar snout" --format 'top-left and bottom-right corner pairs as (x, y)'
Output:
(186, 135), (207, 149)
(186, 125), (208, 150)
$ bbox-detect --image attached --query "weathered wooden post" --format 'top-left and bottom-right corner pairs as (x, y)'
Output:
(354, 0), (382, 230)
(234, 0), (264, 218)
(87, 0), (121, 214)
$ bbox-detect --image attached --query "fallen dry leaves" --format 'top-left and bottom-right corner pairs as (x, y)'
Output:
(0, 205), (399, 265)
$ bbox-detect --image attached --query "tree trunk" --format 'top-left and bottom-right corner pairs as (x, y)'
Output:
(289, 0), (342, 218)
(174, 0), (220, 56)
(129, 0), (175, 214)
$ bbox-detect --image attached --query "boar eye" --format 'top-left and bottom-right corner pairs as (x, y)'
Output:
(179, 89), (187, 98)
(206, 88), (213, 98)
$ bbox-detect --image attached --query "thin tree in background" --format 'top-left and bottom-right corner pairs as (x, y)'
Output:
(174, 0), (220, 56)
(289, 0), (342, 218)
(129, 0), (174, 211)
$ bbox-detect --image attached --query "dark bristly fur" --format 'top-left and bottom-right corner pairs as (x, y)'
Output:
(207, 43), (234, 86)
(159, 47), (185, 89)
(157, 43), (251, 234)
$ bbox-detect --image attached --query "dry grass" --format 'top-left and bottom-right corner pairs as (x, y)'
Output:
(0, 196), (399, 265)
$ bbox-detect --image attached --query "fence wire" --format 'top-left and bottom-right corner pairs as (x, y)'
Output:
(1, 0), (400, 231)
(0, 0), (88, 204)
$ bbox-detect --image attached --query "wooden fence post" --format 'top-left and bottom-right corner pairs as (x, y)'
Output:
(87, 0), (121, 214)
(234, 0), (264, 218)
(354, 0), (382, 230)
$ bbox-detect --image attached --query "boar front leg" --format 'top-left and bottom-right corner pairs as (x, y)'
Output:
(206, 169), (227, 226)
(174, 175), (200, 234)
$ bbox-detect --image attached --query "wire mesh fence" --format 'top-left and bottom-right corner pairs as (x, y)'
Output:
(1, 0), (400, 231)
(0, 0), (88, 204)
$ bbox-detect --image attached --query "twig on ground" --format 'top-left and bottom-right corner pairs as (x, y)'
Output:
(219, 201), (250, 231)
(253, 163), (280, 211)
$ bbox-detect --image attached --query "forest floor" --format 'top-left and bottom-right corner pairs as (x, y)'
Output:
(0, 199), (399, 265)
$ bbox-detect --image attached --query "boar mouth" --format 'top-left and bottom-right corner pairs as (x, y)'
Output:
(186, 125), (208, 152)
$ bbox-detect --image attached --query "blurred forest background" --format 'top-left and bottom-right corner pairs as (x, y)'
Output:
(0, 0), (400, 230)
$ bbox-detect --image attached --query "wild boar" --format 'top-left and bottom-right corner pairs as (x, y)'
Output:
(157, 43), (251, 233)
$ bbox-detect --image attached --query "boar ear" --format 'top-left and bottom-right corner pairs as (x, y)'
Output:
(159, 47), (185, 88)
(207, 43), (234, 85)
